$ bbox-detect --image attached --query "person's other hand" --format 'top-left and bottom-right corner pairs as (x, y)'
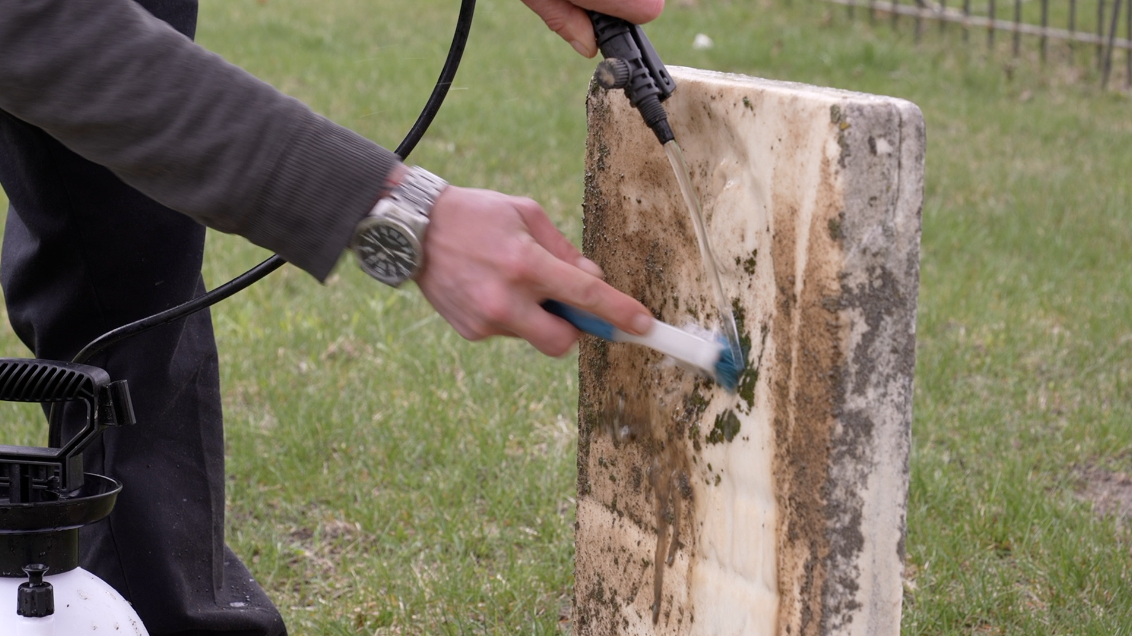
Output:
(415, 186), (653, 357)
(520, 0), (665, 58)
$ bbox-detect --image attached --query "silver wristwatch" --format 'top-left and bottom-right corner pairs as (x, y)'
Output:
(351, 166), (448, 287)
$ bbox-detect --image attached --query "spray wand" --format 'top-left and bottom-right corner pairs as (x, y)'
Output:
(559, 12), (746, 388)
(587, 12), (676, 144)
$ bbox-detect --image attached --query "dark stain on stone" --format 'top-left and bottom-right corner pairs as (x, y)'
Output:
(738, 368), (759, 412)
(648, 441), (688, 624)
(827, 210), (845, 241)
(837, 129), (852, 169)
(770, 144), (845, 636)
(735, 323), (770, 413)
(845, 265), (914, 398)
(680, 387), (710, 432)
(706, 410), (741, 445)
(743, 249), (759, 275)
(645, 240), (670, 289)
(731, 297), (753, 359)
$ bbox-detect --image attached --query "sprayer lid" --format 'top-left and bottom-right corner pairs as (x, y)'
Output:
(0, 473), (121, 534)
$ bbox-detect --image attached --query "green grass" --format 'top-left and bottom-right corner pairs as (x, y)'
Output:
(2, 0), (1132, 633)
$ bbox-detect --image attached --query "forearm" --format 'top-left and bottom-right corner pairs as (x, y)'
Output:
(0, 0), (399, 280)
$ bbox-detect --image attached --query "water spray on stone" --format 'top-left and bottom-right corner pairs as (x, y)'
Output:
(548, 12), (746, 391)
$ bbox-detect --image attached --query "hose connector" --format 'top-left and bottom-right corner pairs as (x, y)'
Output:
(588, 12), (676, 145)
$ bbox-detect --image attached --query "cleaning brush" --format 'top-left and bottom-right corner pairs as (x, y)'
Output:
(541, 300), (744, 392)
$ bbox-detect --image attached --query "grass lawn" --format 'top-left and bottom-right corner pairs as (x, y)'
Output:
(2, 0), (1132, 633)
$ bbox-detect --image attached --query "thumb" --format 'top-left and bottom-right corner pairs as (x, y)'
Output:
(520, 0), (598, 57)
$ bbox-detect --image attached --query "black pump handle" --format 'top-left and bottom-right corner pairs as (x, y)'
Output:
(0, 359), (135, 497)
(0, 359), (107, 405)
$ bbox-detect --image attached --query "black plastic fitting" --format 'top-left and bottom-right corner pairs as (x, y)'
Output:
(593, 58), (631, 90)
(17, 564), (54, 618)
(588, 11), (676, 145)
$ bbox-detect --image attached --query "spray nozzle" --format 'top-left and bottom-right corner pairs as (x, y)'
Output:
(588, 11), (676, 145)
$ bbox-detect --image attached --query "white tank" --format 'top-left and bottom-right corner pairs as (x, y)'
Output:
(0, 567), (148, 636)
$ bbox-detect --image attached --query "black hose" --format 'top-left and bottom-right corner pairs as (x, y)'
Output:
(394, 0), (475, 161)
(70, 255), (284, 366)
(70, 0), (476, 368)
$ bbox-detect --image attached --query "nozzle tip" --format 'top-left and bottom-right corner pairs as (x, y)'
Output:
(651, 119), (675, 145)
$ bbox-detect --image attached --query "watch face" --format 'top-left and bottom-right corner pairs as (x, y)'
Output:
(355, 221), (421, 285)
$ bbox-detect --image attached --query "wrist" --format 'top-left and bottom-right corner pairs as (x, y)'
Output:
(352, 165), (448, 287)
(377, 163), (411, 202)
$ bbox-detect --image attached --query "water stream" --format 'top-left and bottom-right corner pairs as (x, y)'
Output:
(663, 140), (744, 371)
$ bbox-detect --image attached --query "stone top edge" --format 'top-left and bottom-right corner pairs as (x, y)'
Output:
(668, 65), (921, 112)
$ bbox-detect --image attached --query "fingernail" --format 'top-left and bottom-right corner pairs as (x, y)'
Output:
(570, 39), (595, 58)
(630, 313), (653, 336)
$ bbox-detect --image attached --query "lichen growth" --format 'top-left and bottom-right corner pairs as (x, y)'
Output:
(706, 410), (741, 445)
(731, 298), (752, 359)
(738, 368), (759, 410)
(828, 212), (845, 241)
(743, 250), (758, 275)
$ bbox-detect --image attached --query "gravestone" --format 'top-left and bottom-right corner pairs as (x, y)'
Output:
(575, 67), (924, 636)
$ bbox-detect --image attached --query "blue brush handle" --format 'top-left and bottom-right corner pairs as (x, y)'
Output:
(541, 300), (616, 341)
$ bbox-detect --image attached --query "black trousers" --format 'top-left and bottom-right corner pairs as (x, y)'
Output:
(0, 2), (285, 634)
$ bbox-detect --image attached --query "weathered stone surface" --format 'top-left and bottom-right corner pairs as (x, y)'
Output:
(575, 68), (923, 636)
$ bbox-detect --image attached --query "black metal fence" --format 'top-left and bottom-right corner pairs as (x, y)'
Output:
(827, 0), (1132, 87)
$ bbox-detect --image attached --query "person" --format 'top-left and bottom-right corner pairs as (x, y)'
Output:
(0, 0), (663, 634)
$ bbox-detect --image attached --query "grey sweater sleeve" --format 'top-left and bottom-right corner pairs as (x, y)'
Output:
(0, 0), (402, 281)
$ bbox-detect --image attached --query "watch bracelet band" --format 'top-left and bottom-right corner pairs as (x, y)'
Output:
(387, 166), (448, 219)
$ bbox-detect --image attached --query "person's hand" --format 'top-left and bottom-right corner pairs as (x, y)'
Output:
(415, 185), (653, 357)
(520, 0), (665, 58)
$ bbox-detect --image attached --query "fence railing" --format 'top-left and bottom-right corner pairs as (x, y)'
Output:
(827, 0), (1132, 87)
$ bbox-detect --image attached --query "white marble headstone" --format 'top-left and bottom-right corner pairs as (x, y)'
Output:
(574, 67), (923, 636)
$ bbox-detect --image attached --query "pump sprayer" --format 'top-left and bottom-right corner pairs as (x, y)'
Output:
(0, 360), (148, 635)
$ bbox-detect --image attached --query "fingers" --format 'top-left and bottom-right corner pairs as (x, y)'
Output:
(520, 0), (667, 57)
(520, 0), (598, 57)
(567, 0), (665, 24)
(513, 198), (604, 278)
(513, 298), (588, 356)
(499, 200), (650, 340)
(575, 257), (604, 279)
(415, 185), (651, 358)
(519, 239), (653, 337)
(430, 269), (584, 357)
